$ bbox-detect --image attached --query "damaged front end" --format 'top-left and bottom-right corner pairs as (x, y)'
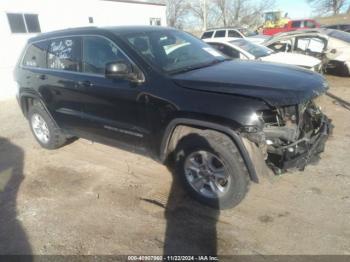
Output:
(245, 96), (333, 174)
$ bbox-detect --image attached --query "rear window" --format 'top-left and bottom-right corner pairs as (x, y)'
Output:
(326, 29), (350, 43)
(22, 41), (48, 68)
(214, 30), (226, 38)
(48, 37), (81, 72)
(202, 31), (214, 39)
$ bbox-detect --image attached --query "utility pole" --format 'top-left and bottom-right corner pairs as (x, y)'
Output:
(203, 0), (207, 31)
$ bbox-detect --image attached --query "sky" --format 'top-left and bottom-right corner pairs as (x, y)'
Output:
(274, 0), (312, 19)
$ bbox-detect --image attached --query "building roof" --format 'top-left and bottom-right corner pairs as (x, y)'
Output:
(101, 0), (166, 6)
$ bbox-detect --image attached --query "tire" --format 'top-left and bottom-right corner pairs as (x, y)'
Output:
(28, 102), (67, 150)
(174, 130), (249, 209)
(340, 64), (350, 77)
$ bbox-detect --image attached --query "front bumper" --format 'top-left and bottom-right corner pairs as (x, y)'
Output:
(267, 116), (333, 173)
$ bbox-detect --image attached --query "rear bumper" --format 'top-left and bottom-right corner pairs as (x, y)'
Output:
(268, 116), (333, 172)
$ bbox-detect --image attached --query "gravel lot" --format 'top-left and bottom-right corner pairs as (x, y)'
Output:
(0, 76), (349, 255)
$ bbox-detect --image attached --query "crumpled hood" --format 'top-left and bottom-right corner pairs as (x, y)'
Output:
(172, 60), (328, 107)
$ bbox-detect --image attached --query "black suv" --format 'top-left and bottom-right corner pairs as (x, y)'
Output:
(15, 26), (332, 209)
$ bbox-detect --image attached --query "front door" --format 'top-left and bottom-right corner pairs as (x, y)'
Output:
(77, 35), (151, 151)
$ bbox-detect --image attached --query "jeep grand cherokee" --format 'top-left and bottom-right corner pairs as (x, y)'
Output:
(14, 26), (332, 209)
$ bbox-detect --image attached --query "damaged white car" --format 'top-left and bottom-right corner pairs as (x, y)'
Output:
(324, 29), (350, 76)
(206, 39), (323, 72)
(263, 29), (350, 76)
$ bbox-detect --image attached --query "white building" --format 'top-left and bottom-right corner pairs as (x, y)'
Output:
(0, 0), (166, 100)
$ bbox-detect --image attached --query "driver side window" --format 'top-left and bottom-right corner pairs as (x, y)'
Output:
(296, 37), (325, 53)
(82, 36), (129, 75)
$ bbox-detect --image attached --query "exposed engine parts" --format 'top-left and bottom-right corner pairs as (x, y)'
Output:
(246, 96), (332, 174)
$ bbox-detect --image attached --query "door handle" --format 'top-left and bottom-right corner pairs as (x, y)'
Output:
(37, 74), (47, 80)
(77, 80), (93, 88)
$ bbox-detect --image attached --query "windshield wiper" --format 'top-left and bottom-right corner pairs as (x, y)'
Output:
(170, 59), (230, 75)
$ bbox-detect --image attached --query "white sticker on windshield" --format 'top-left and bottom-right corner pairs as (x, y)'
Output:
(203, 47), (223, 57)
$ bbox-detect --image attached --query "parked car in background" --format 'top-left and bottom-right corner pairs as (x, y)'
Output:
(322, 29), (350, 76)
(263, 19), (320, 36)
(201, 27), (268, 44)
(207, 39), (323, 72)
(15, 26), (332, 209)
(263, 29), (350, 76)
(322, 24), (350, 33)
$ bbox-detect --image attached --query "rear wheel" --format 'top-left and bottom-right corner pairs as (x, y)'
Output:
(174, 131), (249, 209)
(341, 64), (350, 77)
(28, 102), (67, 149)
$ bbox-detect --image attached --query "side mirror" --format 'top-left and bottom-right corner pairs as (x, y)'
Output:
(105, 61), (132, 80)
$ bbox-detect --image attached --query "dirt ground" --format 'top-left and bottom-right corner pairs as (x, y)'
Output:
(0, 76), (349, 256)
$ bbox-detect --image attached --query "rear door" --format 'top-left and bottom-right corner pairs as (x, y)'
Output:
(42, 36), (88, 132)
(20, 41), (49, 97)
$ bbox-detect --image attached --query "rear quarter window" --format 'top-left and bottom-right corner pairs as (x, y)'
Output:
(48, 37), (81, 72)
(22, 41), (48, 68)
(228, 30), (242, 38)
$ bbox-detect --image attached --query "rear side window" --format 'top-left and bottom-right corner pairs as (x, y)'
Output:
(202, 31), (214, 39)
(22, 41), (48, 68)
(214, 30), (226, 38)
(48, 37), (81, 72)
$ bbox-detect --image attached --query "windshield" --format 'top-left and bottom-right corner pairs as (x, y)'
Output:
(120, 29), (227, 74)
(231, 39), (273, 58)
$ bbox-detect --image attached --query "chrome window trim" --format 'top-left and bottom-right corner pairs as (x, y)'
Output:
(21, 66), (105, 78)
(19, 34), (146, 82)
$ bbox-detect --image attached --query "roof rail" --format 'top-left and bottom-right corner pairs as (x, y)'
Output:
(38, 26), (98, 36)
(206, 27), (243, 31)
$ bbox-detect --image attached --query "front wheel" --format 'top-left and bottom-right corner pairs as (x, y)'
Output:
(174, 131), (249, 209)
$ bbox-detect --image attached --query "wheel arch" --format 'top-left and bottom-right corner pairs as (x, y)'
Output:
(19, 93), (55, 124)
(160, 118), (259, 183)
